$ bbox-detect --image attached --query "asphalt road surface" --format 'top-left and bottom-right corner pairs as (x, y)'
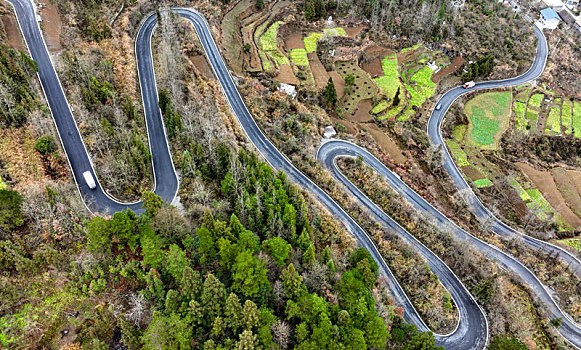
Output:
(9, 0), (581, 347)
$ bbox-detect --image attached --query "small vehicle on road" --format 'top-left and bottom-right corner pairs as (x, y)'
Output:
(435, 103), (442, 110)
(463, 81), (475, 89)
(83, 171), (96, 189)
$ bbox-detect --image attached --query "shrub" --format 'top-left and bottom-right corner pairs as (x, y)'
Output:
(34, 135), (57, 155)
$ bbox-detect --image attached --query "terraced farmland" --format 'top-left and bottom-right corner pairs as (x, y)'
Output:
(465, 92), (511, 150)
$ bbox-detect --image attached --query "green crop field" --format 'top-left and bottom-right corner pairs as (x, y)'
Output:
(303, 33), (322, 53)
(260, 21), (282, 51)
(400, 43), (421, 54)
(509, 178), (531, 202)
(528, 93), (543, 109)
(516, 89), (530, 102)
(447, 140), (470, 166)
(465, 92), (511, 149)
(267, 51), (289, 67)
(545, 106), (561, 135)
(563, 100), (573, 134)
(400, 66), (436, 121)
(526, 110), (538, 133)
(474, 178), (493, 188)
(559, 238), (581, 251)
(574, 102), (581, 138)
(514, 102), (527, 132)
(377, 104), (404, 121)
(259, 51), (272, 71)
(373, 54), (400, 100)
(371, 100), (389, 114)
(290, 49), (308, 66)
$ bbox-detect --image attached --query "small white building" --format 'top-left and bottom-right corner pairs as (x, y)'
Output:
(277, 83), (297, 99)
(323, 126), (337, 138)
(540, 8), (562, 29)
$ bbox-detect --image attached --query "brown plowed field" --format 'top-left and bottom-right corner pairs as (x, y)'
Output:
(432, 56), (464, 84)
(517, 162), (581, 228)
(329, 71), (345, 99)
(551, 167), (581, 219)
(345, 26), (366, 38)
(275, 64), (299, 85)
(191, 55), (214, 80)
(350, 99), (373, 122)
(309, 52), (330, 89)
(284, 32), (303, 50)
(361, 58), (383, 77)
(40, 2), (61, 52)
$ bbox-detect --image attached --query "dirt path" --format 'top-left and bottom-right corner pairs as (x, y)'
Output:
(517, 162), (581, 228)
(350, 99), (373, 122)
(329, 71), (345, 99)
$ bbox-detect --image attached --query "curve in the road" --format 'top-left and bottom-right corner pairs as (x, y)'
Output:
(427, 26), (581, 283)
(318, 139), (581, 348)
(10, 1), (487, 348)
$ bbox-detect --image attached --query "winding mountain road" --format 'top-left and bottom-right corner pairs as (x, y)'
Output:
(8, 0), (581, 347)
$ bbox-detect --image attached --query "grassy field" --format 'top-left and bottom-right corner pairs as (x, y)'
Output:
(474, 178), (493, 188)
(290, 48), (308, 66)
(465, 92), (511, 149)
(373, 54), (400, 100)
(453, 124), (466, 143)
(528, 93), (543, 109)
(526, 110), (538, 133)
(447, 140), (470, 166)
(574, 102), (581, 138)
(514, 101), (527, 132)
(545, 105), (561, 135)
(563, 100), (573, 134)
(559, 238), (581, 251)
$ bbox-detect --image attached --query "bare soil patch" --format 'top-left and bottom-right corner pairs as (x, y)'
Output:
(551, 167), (581, 219)
(39, 1), (62, 52)
(361, 57), (383, 77)
(329, 71), (345, 99)
(284, 32), (303, 50)
(516, 162), (581, 228)
(366, 124), (406, 163)
(569, 170), (581, 197)
(364, 44), (392, 58)
(309, 52), (330, 89)
(344, 26), (366, 38)
(461, 165), (484, 181)
(350, 99), (373, 122)
(275, 64), (299, 85)
(1, 14), (25, 50)
(0, 127), (45, 186)
(330, 117), (357, 135)
(432, 56), (464, 84)
(191, 55), (214, 80)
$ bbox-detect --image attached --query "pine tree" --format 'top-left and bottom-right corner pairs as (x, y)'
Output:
(282, 263), (305, 299)
(303, 244), (316, 266)
(242, 300), (260, 330)
(180, 266), (202, 301)
(225, 293), (243, 333)
(202, 273), (227, 322)
(323, 77), (337, 107)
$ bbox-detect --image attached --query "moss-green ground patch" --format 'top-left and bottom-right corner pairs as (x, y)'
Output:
(559, 238), (581, 251)
(323, 27), (347, 37)
(447, 140), (470, 166)
(465, 92), (511, 149)
(574, 102), (581, 138)
(453, 124), (466, 143)
(514, 101), (527, 132)
(474, 178), (493, 188)
(290, 48), (308, 66)
(528, 93), (543, 109)
(545, 105), (561, 135)
(563, 100), (573, 134)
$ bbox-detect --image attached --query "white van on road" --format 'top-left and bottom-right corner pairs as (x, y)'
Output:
(83, 171), (96, 189)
